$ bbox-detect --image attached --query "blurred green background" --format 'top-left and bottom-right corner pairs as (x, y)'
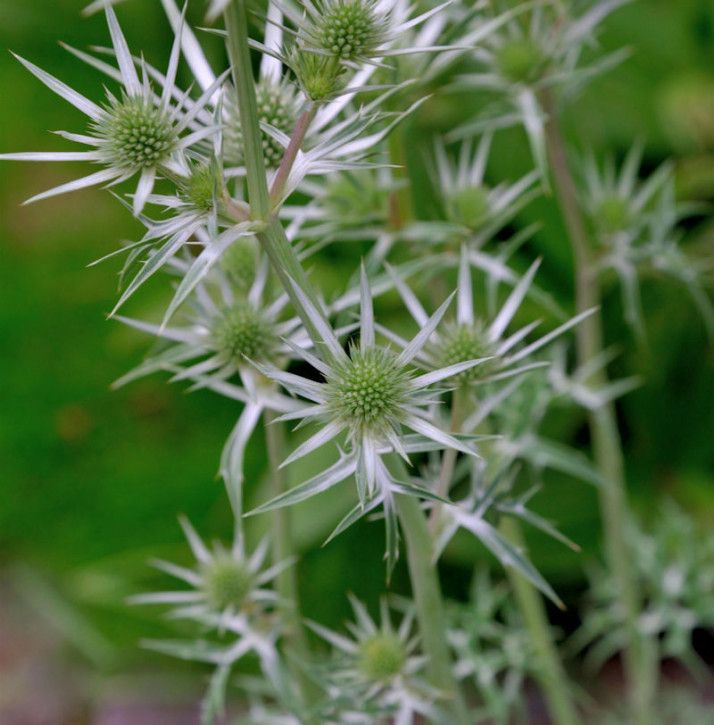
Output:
(1, 0), (713, 717)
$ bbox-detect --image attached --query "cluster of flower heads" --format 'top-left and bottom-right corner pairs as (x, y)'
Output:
(4, 0), (713, 722)
(447, 568), (537, 725)
(570, 502), (714, 677)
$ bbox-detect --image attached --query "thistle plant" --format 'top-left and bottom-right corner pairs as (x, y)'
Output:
(4, 1), (713, 724)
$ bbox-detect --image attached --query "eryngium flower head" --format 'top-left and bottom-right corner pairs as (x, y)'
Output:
(314, 0), (385, 60)
(309, 597), (440, 722)
(433, 135), (538, 236)
(97, 93), (177, 169)
(113, 262), (308, 513)
(129, 516), (291, 621)
(212, 302), (278, 366)
(358, 631), (406, 681)
(451, 1), (631, 178)
(249, 266), (492, 572)
(0, 6), (222, 214)
(201, 554), (254, 611)
(225, 79), (299, 168)
(435, 321), (497, 385)
(494, 37), (547, 84)
(326, 347), (411, 435)
(391, 248), (594, 391)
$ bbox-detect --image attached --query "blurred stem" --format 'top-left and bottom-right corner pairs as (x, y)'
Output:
(387, 120), (414, 229)
(500, 518), (578, 725)
(263, 411), (305, 639)
(428, 387), (467, 530)
(541, 89), (656, 724)
(387, 459), (469, 725)
(264, 410), (317, 709)
(383, 107), (469, 722)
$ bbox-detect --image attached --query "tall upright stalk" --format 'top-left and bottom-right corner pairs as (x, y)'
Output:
(541, 90), (656, 724)
(390, 476), (470, 725)
(263, 410), (305, 640)
(223, 4), (468, 715)
(500, 518), (578, 725)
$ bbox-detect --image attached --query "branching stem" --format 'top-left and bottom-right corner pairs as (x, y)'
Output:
(270, 104), (317, 206)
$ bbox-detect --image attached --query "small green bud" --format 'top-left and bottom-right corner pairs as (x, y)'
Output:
(183, 163), (218, 212)
(495, 39), (546, 85)
(437, 322), (497, 384)
(449, 185), (491, 229)
(358, 633), (406, 681)
(202, 556), (253, 611)
(101, 95), (177, 170)
(292, 48), (346, 102)
(212, 303), (276, 365)
(595, 194), (631, 235)
(220, 238), (259, 291)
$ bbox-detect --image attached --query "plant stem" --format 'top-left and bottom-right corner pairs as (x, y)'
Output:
(263, 409), (318, 713)
(263, 411), (303, 630)
(541, 89), (656, 724)
(500, 517), (579, 725)
(224, 0), (270, 220)
(388, 474), (469, 725)
(270, 104), (317, 206)
(428, 388), (466, 530)
(223, 9), (466, 718)
(223, 3), (333, 363)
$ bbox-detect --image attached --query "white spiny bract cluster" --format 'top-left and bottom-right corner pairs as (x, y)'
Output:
(307, 597), (441, 724)
(447, 568), (535, 725)
(0, 6), (220, 215)
(449, 0), (632, 178)
(571, 503), (714, 678)
(580, 146), (714, 336)
(8, 0), (711, 722)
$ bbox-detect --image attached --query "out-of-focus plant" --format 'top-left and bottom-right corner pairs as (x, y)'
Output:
(571, 503), (714, 677)
(2, 1), (712, 724)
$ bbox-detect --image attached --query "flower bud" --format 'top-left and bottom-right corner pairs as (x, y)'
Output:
(358, 633), (406, 681)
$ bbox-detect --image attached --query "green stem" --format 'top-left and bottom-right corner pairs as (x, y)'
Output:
(541, 89), (656, 724)
(264, 410), (318, 712)
(390, 481), (469, 724)
(428, 388), (466, 530)
(224, 0), (270, 220)
(222, 4), (333, 363)
(455, 388), (578, 724)
(500, 518), (578, 725)
(263, 411), (303, 630)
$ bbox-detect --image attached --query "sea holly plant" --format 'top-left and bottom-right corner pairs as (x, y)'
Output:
(4, 1), (713, 724)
